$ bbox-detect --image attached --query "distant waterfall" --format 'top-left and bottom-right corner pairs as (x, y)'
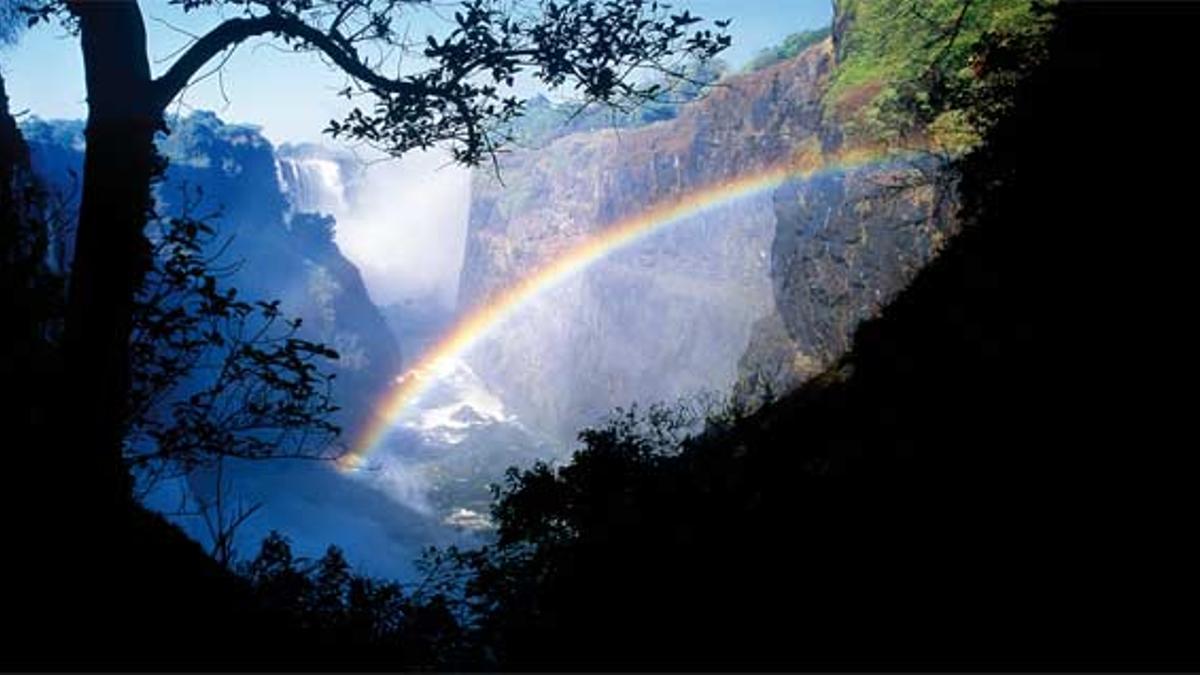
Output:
(276, 149), (353, 215)
(273, 144), (472, 309)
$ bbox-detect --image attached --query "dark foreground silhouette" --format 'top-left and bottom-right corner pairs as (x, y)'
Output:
(446, 3), (1200, 668)
(4, 2), (1199, 669)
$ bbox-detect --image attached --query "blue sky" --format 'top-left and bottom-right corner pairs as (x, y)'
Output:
(2, 1), (833, 307)
(2, 1), (832, 144)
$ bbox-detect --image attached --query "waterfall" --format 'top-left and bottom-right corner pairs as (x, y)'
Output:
(273, 143), (472, 308)
(276, 146), (353, 215)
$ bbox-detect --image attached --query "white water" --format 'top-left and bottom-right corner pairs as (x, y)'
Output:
(275, 147), (471, 308)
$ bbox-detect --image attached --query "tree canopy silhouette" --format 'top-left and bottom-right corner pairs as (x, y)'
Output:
(407, 3), (1200, 667)
(126, 210), (343, 493)
(14, 0), (730, 510)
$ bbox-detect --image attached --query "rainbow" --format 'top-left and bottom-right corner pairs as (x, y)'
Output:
(338, 144), (920, 472)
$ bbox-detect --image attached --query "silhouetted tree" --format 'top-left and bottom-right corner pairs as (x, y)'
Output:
(238, 532), (472, 667)
(419, 4), (1200, 667)
(2, 106), (343, 563)
(126, 208), (342, 494)
(16, 0), (730, 510)
(1, 72), (68, 490)
(192, 457), (263, 567)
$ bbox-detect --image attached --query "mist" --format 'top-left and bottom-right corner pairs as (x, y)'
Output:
(334, 149), (471, 309)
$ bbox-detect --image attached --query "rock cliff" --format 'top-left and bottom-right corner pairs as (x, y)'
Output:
(22, 112), (401, 437)
(459, 45), (833, 438)
(736, 155), (957, 404)
(459, 36), (957, 436)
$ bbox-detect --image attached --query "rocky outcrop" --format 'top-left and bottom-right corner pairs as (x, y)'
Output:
(458, 44), (835, 439)
(736, 156), (957, 405)
(21, 112), (401, 436)
(773, 157), (956, 360)
(736, 0), (961, 403)
(164, 115), (401, 435)
(461, 34), (958, 432)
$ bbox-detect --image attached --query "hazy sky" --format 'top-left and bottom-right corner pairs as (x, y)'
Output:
(2, 1), (832, 144)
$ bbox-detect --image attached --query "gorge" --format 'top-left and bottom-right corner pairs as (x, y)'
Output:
(21, 31), (957, 578)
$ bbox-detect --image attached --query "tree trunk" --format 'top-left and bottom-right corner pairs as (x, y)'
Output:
(63, 0), (159, 509)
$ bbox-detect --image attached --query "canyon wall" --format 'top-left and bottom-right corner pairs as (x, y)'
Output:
(459, 46), (833, 439)
(459, 38), (958, 436)
(23, 112), (401, 437)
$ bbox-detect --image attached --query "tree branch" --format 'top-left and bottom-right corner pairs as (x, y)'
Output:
(152, 11), (426, 112)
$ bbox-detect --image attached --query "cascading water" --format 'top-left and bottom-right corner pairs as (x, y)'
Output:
(276, 143), (356, 216)
(274, 143), (471, 310)
(272, 142), (518, 536)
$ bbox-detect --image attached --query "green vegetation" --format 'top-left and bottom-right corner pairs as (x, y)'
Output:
(743, 26), (832, 72)
(10, 1), (1198, 667)
(502, 0), (1055, 155)
(828, 0), (1054, 151)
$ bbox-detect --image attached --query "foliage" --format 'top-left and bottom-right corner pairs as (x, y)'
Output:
(19, 0), (730, 166)
(405, 399), (757, 662)
(406, 5), (1190, 666)
(323, 0), (731, 163)
(126, 205), (343, 492)
(743, 26), (831, 72)
(158, 111), (273, 170)
(12, 2), (1200, 666)
(827, 0), (1054, 151)
(240, 532), (472, 667)
(463, 56), (727, 149)
(1, 74), (66, 448)
(9, 0), (733, 529)
(10, 112), (346, 493)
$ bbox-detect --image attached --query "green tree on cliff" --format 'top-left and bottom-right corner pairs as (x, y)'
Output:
(829, 0), (1053, 150)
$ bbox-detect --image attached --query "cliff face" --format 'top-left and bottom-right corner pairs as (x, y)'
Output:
(774, 158), (956, 361)
(22, 112), (401, 436)
(460, 35), (957, 432)
(736, 157), (957, 403)
(459, 45), (834, 439)
(735, 1), (961, 405)
(168, 117), (401, 436)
